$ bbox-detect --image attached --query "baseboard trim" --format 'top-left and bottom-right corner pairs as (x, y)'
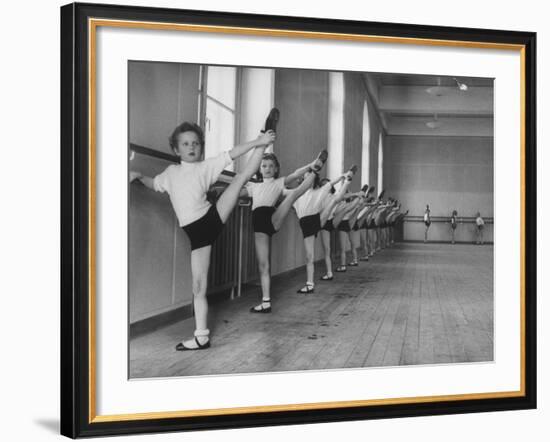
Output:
(129, 263), (314, 338)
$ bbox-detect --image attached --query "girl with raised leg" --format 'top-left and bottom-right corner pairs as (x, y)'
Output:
(318, 167), (357, 281)
(245, 151), (329, 313)
(131, 121), (275, 350)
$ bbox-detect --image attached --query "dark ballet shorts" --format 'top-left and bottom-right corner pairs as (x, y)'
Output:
(182, 205), (224, 251)
(252, 206), (277, 236)
(361, 220), (368, 230)
(338, 219), (351, 232)
(299, 214), (321, 238)
(451, 223), (457, 230)
(352, 222), (360, 231)
(322, 218), (334, 232)
(424, 221), (431, 227)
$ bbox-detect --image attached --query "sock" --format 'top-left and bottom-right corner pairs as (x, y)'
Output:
(182, 329), (209, 348)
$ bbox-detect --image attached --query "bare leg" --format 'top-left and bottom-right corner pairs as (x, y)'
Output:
(424, 225), (429, 242)
(360, 229), (369, 259)
(339, 231), (348, 266)
(304, 235), (316, 285)
(255, 233), (271, 301)
(217, 146), (266, 223)
(179, 245), (211, 349)
(320, 179), (351, 226)
(349, 231), (359, 263)
(271, 172), (315, 231)
(320, 229), (333, 277)
(250, 233), (272, 312)
(368, 229), (375, 256)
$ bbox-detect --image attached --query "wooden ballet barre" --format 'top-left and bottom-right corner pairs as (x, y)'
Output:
(403, 215), (494, 224)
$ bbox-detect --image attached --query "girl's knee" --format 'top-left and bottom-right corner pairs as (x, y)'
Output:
(258, 260), (270, 274)
(192, 276), (207, 295)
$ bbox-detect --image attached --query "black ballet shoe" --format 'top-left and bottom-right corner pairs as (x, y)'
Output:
(312, 150), (328, 172)
(250, 303), (272, 313)
(297, 284), (315, 294)
(175, 337), (210, 351)
(361, 184), (369, 193)
(262, 108), (280, 133)
(335, 265), (347, 272)
(320, 274), (334, 281)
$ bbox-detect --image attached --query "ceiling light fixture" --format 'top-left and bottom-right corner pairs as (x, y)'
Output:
(426, 114), (443, 129)
(453, 77), (468, 91)
(426, 77), (444, 96)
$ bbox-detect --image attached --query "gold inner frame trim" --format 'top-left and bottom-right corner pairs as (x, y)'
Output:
(88, 18), (527, 423)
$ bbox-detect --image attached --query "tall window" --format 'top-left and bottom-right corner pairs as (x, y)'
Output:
(361, 100), (371, 186)
(327, 72), (345, 179)
(236, 68), (275, 169)
(377, 133), (384, 193)
(203, 66), (237, 166)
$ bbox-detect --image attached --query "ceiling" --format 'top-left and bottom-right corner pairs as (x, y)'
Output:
(363, 73), (494, 137)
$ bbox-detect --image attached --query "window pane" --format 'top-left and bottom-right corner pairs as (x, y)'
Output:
(327, 72), (344, 179)
(207, 66), (237, 109)
(377, 133), (384, 192)
(362, 100), (371, 185)
(205, 98), (235, 170)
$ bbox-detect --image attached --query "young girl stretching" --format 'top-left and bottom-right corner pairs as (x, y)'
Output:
(317, 170), (356, 281)
(293, 165), (358, 292)
(450, 209), (458, 244)
(131, 121), (275, 350)
(333, 195), (363, 272)
(245, 151), (329, 313)
(424, 204), (431, 243)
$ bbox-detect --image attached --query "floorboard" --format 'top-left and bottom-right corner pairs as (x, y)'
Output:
(129, 242), (494, 378)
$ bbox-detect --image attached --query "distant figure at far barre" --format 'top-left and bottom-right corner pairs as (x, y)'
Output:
(475, 212), (485, 245)
(423, 205), (431, 243)
(450, 209), (458, 244)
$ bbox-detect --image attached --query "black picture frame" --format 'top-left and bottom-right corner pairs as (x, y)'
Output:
(61, 2), (537, 438)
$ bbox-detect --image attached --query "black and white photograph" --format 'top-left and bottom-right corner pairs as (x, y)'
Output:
(128, 61), (494, 379)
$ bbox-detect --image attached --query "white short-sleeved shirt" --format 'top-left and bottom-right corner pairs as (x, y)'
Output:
(293, 183), (332, 219)
(321, 193), (339, 220)
(153, 152), (232, 227)
(246, 177), (285, 210)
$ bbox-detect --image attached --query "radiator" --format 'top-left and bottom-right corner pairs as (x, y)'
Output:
(207, 203), (259, 296)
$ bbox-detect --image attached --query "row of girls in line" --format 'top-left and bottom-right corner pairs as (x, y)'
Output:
(129, 110), (406, 351)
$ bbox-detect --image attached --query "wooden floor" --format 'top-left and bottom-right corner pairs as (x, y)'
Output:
(129, 242), (493, 378)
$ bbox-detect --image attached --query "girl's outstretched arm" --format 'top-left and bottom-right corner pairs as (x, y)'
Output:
(130, 171), (155, 190)
(228, 130), (276, 160)
(284, 163), (312, 186)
